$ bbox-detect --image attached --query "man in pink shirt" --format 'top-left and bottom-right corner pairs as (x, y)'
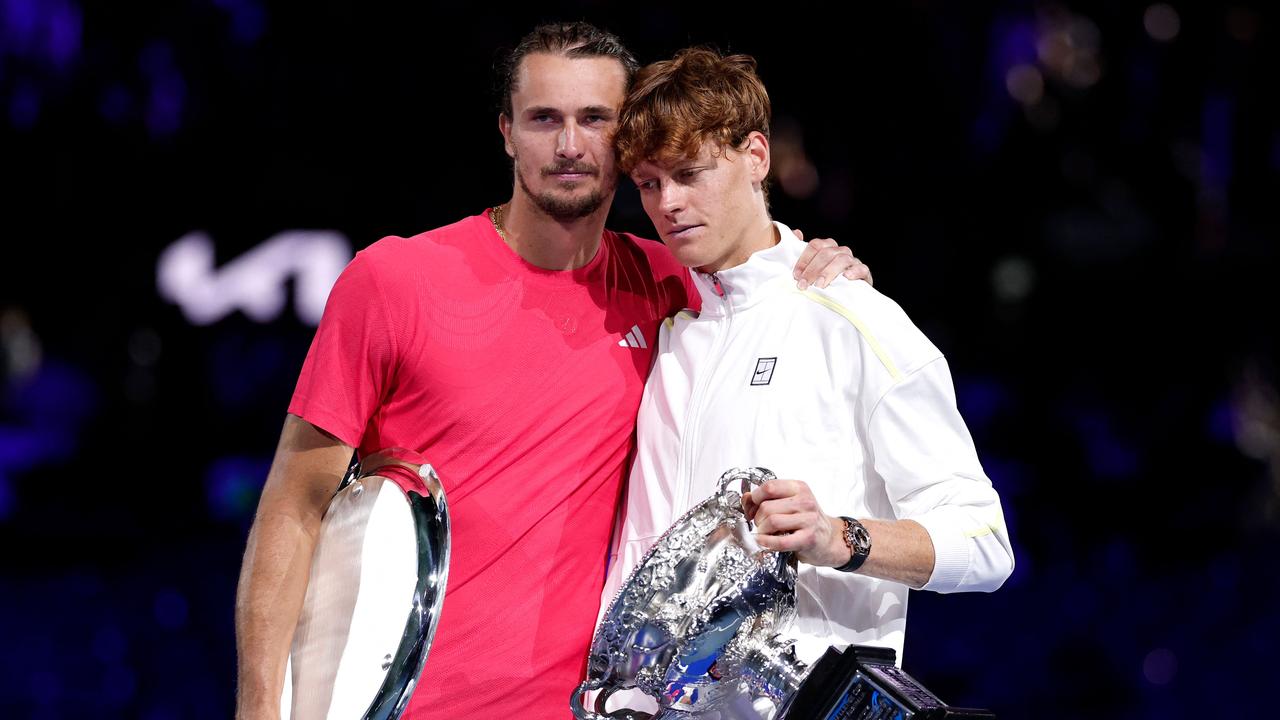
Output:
(233, 22), (867, 719)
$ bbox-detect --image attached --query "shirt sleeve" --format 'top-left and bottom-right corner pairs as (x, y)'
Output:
(865, 357), (1015, 593)
(287, 251), (399, 448)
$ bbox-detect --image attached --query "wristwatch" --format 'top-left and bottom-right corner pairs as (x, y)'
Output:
(835, 516), (871, 572)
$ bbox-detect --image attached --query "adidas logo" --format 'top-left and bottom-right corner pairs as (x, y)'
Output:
(617, 324), (648, 349)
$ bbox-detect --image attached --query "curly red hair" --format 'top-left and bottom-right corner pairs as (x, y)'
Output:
(615, 47), (771, 175)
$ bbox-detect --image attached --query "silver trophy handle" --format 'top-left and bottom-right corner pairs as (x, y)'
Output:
(569, 678), (609, 720)
(570, 679), (655, 720)
(716, 466), (776, 509)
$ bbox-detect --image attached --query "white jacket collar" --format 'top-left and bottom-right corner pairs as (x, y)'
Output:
(692, 221), (803, 315)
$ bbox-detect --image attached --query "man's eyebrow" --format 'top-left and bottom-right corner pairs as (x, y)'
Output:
(523, 105), (561, 117)
(581, 105), (617, 117)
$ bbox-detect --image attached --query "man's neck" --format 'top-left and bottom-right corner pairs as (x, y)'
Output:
(498, 192), (613, 271)
(697, 216), (780, 275)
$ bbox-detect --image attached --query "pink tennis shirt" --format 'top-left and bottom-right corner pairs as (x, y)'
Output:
(288, 210), (695, 717)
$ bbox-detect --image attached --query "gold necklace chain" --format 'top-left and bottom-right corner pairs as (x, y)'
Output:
(490, 204), (508, 242)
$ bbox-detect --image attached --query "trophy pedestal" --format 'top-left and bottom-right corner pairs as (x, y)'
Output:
(784, 645), (995, 719)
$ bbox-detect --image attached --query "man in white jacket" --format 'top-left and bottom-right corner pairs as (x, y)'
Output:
(601, 48), (1015, 673)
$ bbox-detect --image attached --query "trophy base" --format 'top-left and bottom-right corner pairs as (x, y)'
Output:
(782, 645), (996, 719)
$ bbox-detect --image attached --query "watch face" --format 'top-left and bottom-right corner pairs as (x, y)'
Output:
(845, 519), (871, 555)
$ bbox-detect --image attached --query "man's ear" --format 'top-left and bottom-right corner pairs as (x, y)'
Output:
(499, 113), (515, 159)
(745, 131), (771, 184)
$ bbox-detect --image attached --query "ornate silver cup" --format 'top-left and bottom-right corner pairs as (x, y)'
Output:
(572, 467), (807, 719)
(572, 467), (995, 720)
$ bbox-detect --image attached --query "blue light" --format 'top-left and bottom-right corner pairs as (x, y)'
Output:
(0, 473), (13, 520)
(1206, 397), (1234, 445)
(92, 625), (127, 664)
(9, 80), (40, 130)
(231, 3), (267, 45)
(102, 664), (137, 705)
(154, 589), (189, 630)
(28, 669), (60, 707)
(206, 455), (271, 520)
(98, 83), (132, 124)
(46, 0), (81, 70)
(955, 375), (1009, 435)
(146, 73), (186, 137)
(1200, 93), (1235, 189)
(138, 41), (185, 137)
(972, 14), (1038, 153)
(1068, 407), (1143, 480)
(2, 0), (39, 52)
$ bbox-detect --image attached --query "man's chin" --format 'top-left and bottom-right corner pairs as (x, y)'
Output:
(670, 246), (706, 270)
(517, 165), (615, 219)
(531, 190), (609, 221)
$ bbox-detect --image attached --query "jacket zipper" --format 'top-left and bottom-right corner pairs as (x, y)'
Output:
(676, 272), (732, 513)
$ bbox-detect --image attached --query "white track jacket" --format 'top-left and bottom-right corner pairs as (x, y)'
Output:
(602, 222), (1014, 665)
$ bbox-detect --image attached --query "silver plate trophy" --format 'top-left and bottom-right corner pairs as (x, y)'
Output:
(573, 467), (995, 720)
(281, 449), (450, 720)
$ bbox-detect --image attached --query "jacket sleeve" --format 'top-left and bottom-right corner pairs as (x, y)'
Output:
(865, 357), (1014, 593)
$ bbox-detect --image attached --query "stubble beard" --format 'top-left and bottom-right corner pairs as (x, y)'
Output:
(515, 159), (614, 221)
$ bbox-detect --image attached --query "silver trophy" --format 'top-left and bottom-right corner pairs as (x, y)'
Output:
(572, 467), (995, 720)
(572, 467), (805, 719)
(283, 449), (451, 720)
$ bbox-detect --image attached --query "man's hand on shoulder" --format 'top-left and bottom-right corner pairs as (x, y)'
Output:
(791, 229), (873, 290)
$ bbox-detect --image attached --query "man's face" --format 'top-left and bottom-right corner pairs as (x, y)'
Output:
(630, 133), (770, 273)
(500, 53), (627, 221)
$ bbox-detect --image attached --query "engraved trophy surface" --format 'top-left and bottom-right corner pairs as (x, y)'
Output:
(573, 467), (995, 720)
(572, 467), (806, 719)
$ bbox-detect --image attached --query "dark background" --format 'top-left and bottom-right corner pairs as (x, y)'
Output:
(3, 1), (1278, 718)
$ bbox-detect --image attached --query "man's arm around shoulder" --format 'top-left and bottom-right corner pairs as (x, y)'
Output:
(235, 414), (353, 719)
